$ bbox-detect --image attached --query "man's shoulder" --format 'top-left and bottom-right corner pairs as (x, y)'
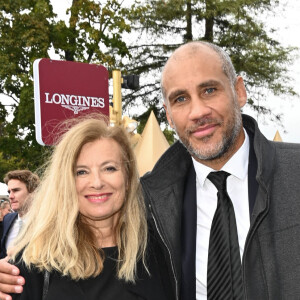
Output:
(141, 141), (192, 181)
(272, 140), (300, 154)
(3, 212), (18, 225)
(271, 141), (300, 166)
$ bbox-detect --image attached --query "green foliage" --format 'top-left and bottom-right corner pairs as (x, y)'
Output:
(163, 128), (176, 145)
(0, 151), (23, 180)
(0, 0), (53, 179)
(51, 0), (131, 64)
(0, 0), (133, 179)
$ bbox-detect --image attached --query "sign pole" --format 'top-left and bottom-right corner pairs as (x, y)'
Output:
(112, 70), (123, 126)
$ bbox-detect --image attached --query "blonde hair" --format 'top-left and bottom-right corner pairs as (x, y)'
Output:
(9, 115), (147, 282)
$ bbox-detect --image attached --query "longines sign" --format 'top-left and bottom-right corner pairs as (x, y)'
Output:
(44, 93), (105, 110)
(34, 58), (109, 146)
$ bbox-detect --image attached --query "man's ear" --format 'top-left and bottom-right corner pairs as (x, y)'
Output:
(235, 76), (247, 108)
(163, 103), (174, 129)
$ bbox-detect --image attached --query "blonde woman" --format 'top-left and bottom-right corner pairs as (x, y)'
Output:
(7, 116), (170, 300)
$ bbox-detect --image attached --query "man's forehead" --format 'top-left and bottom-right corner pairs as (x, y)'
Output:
(7, 179), (26, 189)
(163, 45), (220, 78)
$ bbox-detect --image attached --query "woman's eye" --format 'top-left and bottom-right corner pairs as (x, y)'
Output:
(106, 166), (117, 172)
(76, 170), (87, 176)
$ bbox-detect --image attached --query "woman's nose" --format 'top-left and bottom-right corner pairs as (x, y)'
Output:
(91, 173), (104, 189)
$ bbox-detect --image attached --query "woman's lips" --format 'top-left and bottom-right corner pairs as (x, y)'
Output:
(85, 193), (112, 203)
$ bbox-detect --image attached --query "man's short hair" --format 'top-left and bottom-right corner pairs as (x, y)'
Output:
(3, 170), (40, 193)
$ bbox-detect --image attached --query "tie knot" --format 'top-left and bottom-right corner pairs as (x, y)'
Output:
(207, 171), (230, 191)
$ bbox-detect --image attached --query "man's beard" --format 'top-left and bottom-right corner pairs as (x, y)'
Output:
(173, 99), (242, 161)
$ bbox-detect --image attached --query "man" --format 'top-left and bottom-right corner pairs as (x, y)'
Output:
(141, 42), (300, 299)
(0, 200), (12, 220)
(0, 41), (300, 299)
(0, 200), (12, 252)
(0, 170), (39, 258)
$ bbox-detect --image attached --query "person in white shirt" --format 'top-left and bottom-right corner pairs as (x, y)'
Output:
(0, 170), (39, 258)
(140, 41), (300, 299)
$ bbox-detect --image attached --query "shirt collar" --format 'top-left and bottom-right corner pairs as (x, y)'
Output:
(192, 128), (250, 187)
(17, 214), (24, 221)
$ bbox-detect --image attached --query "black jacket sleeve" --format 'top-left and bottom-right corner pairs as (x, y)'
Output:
(10, 259), (44, 300)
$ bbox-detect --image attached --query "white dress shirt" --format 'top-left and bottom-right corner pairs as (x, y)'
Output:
(194, 129), (250, 299)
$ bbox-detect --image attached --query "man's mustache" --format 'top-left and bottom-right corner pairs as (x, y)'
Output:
(186, 118), (223, 134)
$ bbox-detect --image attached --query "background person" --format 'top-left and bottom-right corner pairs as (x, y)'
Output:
(0, 200), (12, 251)
(7, 117), (170, 300)
(0, 171), (39, 259)
(0, 200), (12, 221)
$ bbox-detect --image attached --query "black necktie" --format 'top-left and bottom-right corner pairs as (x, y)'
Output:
(207, 171), (243, 300)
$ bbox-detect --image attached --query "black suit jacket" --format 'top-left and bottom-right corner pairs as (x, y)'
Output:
(141, 114), (300, 298)
(0, 212), (18, 258)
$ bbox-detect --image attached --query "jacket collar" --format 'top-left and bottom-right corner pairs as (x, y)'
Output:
(242, 114), (276, 221)
(142, 114), (275, 195)
(141, 141), (192, 293)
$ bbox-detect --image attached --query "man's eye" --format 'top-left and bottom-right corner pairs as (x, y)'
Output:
(174, 96), (186, 103)
(205, 88), (216, 94)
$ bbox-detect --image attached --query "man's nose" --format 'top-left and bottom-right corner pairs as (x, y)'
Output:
(188, 97), (212, 121)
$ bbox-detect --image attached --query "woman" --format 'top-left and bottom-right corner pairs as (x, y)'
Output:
(8, 116), (170, 300)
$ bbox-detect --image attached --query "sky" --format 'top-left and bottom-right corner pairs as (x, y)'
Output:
(0, 182), (8, 196)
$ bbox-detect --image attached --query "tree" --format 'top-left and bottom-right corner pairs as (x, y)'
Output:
(0, 0), (55, 178)
(122, 0), (297, 126)
(0, 0), (132, 179)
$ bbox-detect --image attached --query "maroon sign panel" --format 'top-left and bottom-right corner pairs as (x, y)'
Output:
(34, 58), (109, 145)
